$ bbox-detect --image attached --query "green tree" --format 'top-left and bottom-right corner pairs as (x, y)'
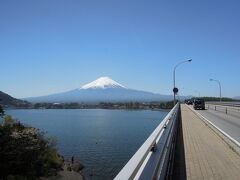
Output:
(0, 116), (63, 179)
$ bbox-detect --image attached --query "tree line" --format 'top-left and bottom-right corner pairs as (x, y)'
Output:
(32, 101), (175, 110)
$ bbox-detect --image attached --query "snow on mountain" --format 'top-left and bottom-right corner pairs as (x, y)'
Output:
(81, 77), (125, 89)
(24, 77), (180, 103)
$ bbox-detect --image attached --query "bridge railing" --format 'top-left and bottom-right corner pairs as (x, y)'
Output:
(114, 103), (180, 180)
(206, 102), (240, 116)
(206, 101), (240, 108)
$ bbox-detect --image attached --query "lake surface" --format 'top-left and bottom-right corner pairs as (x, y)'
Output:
(6, 109), (168, 180)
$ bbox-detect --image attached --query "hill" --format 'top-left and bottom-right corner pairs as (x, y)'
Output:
(0, 91), (31, 108)
(191, 96), (240, 102)
(234, 96), (240, 100)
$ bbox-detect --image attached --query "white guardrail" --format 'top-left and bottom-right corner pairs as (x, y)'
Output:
(205, 103), (240, 117)
(114, 103), (180, 180)
(205, 101), (240, 107)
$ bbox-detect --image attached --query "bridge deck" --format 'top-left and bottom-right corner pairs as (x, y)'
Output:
(179, 104), (240, 180)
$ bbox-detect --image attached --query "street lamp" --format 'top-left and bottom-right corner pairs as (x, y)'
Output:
(173, 59), (192, 105)
(210, 79), (222, 102)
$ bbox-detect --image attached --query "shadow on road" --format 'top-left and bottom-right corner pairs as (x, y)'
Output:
(171, 106), (186, 180)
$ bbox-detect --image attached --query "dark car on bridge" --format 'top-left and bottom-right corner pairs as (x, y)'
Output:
(193, 98), (205, 110)
(185, 99), (193, 105)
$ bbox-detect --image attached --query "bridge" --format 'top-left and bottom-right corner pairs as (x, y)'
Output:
(115, 103), (240, 180)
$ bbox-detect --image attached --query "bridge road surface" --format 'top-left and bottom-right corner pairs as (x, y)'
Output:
(179, 104), (240, 180)
(196, 106), (240, 143)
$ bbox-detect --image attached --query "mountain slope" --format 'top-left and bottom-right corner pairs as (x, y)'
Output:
(25, 77), (174, 103)
(26, 88), (173, 103)
(234, 96), (240, 100)
(0, 91), (30, 107)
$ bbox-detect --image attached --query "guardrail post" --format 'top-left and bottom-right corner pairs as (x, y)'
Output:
(151, 143), (157, 152)
(226, 108), (227, 114)
(215, 106), (216, 111)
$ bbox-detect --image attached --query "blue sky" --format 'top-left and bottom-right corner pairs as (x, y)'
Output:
(0, 0), (240, 98)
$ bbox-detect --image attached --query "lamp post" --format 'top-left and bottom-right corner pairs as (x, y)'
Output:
(210, 79), (222, 102)
(173, 59), (192, 105)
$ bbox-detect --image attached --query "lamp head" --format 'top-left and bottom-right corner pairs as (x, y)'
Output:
(188, 59), (192, 62)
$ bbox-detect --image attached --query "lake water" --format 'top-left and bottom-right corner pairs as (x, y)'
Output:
(6, 109), (168, 180)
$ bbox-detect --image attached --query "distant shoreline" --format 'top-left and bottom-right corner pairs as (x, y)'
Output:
(5, 107), (172, 111)
(4, 101), (174, 111)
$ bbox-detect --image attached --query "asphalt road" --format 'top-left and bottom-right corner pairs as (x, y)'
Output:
(193, 106), (240, 143)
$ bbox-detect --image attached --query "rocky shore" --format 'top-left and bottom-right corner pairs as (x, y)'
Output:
(42, 159), (85, 180)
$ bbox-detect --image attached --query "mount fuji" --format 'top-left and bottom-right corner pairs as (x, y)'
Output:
(25, 77), (174, 103)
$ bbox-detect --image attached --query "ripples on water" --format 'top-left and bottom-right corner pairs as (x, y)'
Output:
(6, 109), (168, 180)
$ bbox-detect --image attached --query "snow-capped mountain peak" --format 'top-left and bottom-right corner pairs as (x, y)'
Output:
(81, 76), (126, 89)
(25, 76), (181, 103)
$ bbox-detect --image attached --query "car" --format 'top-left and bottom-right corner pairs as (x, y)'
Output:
(185, 99), (193, 105)
(193, 98), (205, 110)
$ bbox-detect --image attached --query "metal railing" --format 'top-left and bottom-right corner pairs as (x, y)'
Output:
(114, 103), (180, 180)
(206, 103), (240, 117)
(206, 101), (240, 107)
